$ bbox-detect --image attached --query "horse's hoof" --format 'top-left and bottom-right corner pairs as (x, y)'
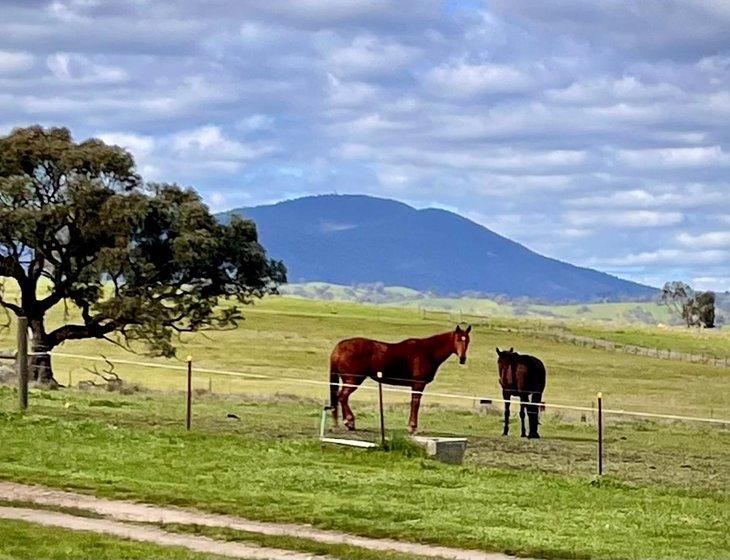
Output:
(528, 433), (540, 439)
(502, 432), (509, 437)
(520, 433), (527, 438)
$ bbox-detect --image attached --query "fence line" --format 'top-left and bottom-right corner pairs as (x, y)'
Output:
(486, 326), (729, 367)
(42, 350), (730, 425)
(419, 308), (730, 367)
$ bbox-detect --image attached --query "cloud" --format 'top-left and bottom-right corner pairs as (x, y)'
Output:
(97, 132), (154, 157)
(615, 146), (729, 168)
(692, 276), (730, 292)
(164, 126), (278, 174)
(565, 210), (684, 228)
(598, 249), (729, 266)
(0, 50), (34, 73)
(424, 61), (535, 98)
(677, 231), (730, 249)
(489, 0), (730, 60)
(1, 0), (729, 291)
(547, 76), (684, 104)
(568, 186), (726, 209)
(321, 34), (419, 78)
(171, 126), (257, 160)
(46, 53), (128, 84)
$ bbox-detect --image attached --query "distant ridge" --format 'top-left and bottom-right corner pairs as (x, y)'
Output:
(219, 194), (657, 303)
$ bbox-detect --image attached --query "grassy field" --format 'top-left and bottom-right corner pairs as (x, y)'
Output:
(281, 282), (682, 323)
(279, 283), (730, 360)
(2, 294), (728, 417)
(0, 518), (231, 560)
(0, 288), (728, 558)
(558, 322), (730, 359)
(0, 388), (727, 560)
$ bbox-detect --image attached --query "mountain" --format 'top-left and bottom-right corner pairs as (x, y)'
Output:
(219, 194), (657, 303)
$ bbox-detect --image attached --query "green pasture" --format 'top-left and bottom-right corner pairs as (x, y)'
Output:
(0, 287), (729, 559)
(1, 288), (728, 418)
(0, 388), (727, 560)
(282, 282), (680, 323)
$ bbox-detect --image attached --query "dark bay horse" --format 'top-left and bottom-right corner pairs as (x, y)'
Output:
(496, 347), (546, 438)
(330, 325), (471, 433)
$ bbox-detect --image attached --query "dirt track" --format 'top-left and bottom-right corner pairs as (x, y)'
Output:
(0, 481), (524, 560)
(0, 506), (324, 559)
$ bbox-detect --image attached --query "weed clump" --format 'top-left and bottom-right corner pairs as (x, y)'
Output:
(378, 434), (426, 458)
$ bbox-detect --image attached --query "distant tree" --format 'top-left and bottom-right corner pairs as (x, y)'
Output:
(0, 126), (285, 384)
(660, 282), (717, 328)
(659, 281), (694, 326)
(693, 291), (716, 328)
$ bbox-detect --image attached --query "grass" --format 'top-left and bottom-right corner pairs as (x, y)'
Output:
(0, 518), (231, 560)
(0, 286), (728, 558)
(0, 501), (431, 560)
(1, 292), (728, 417)
(161, 524), (437, 560)
(560, 322), (730, 359)
(0, 499), (103, 519)
(0, 387), (727, 559)
(280, 282), (730, 358)
(280, 282), (711, 326)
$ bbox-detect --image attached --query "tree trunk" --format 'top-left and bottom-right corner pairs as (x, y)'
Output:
(28, 331), (58, 386)
(29, 348), (54, 384)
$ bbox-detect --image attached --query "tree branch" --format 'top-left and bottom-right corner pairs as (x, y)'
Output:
(0, 296), (23, 316)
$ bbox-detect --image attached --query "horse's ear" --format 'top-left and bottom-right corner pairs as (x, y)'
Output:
(455, 324), (462, 333)
(495, 347), (501, 355)
(509, 347), (513, 352)
(465, 325), (472, 334)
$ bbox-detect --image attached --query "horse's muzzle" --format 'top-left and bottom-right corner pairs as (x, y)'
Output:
(459, 357), (466, 365)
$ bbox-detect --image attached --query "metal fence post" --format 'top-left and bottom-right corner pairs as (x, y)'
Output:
(597, 392), (603, 476)
(17, 317), (28, 410)
(186, 355), (193, 431)
(377, 371), (385, 446)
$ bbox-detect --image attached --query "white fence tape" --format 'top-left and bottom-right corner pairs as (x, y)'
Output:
(38, 351), (730, 425)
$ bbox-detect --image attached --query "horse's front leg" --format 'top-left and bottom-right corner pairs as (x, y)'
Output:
(408, 381), (426, 434)
(519, 394), (528, 437)
(502, 390), (511, 436)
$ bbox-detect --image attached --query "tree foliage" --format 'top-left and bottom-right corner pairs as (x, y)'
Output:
(684, 291), (715, 329)
(0, 126), (285, 382)
(659, 281), (693, 317)
(659, 281), (715, 328)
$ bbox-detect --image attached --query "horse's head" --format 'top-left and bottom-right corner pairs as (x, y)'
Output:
(496, 347), (516, 387)
(454, 324), (471, 364)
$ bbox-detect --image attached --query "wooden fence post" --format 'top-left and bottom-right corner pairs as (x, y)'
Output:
(17, 316), (28, 410)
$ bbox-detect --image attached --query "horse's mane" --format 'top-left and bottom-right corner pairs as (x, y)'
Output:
(399, 331), (453, 345)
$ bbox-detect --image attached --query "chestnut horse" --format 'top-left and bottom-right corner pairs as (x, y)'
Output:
(329, 325), (471, 433)
(496, 347), (546, 438)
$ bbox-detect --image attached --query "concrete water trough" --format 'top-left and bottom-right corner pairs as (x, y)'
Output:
(411, 436), (468, 464)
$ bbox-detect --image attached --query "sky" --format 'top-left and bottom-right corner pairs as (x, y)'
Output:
(1, 1), (729, 291)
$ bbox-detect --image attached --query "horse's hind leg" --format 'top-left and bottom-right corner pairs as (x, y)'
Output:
(339, 375), (364, 431)
(408, 381), (426, 434)
(527, 392), (542, 439)
(519, 394), (528, 437)
(502, 391), (511, 436)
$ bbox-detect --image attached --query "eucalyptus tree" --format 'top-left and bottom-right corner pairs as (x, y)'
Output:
(0, 126), (285, 383)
